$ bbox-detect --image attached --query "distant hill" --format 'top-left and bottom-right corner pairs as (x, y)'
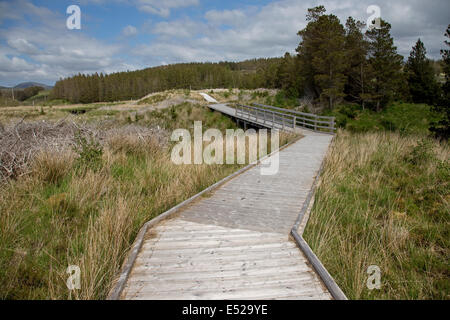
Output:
(13, 82), (53, 90)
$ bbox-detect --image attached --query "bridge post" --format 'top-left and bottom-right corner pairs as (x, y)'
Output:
(293, 116), (296, 129)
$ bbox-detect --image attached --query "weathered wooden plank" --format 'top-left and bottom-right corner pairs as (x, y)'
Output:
(125, 273), (317, 293)
(138, 250), (301, 264)
(128, 264), (316, 282)
(127, 284), (327, 300)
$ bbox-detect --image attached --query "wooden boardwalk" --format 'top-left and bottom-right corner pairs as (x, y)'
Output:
(208, 103), (297, 132)
(116, 130), (335, 300)
(208, 103), (335, 133)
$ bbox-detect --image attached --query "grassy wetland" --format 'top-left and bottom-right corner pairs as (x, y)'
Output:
(0, 90), (297, 299)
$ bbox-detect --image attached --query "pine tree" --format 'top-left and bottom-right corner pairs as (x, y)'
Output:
(297, 6), (348, 109)
(405, 39), (440, 105)
(430, 25), (450, 140)
(365, 19), (405, 111)
(344, 17), (369, 108)
(275, 52), (300, 94)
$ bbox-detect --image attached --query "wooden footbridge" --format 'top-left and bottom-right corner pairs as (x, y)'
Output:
(108, 99), (346, 300)
(209, 103), (335, 133)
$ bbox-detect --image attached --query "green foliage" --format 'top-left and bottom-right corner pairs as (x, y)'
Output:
(271, 90), (298, 108)
(297, 7), (348, 109)
(365, 20), (407, 111)
(15, 86), (44, 102)
(404, 138), (437, 165)
(430, 25), (450, 140)
(73, 132), (103, 171)
(296, 7), (409, 111)
(138, 94), (167, 105)
(251, 90), (269, 99)
(329, 102), (440, 134)
(169, 106), (177, 120)
(344, 17), (369, 106)
(405, 39), (441, 105)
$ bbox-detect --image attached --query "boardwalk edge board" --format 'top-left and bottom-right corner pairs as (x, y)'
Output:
(107, 136), (302, 300)
(290, 135), (348, 301)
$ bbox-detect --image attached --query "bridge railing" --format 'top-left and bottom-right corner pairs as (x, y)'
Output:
(253, 103), (335, 133)
(235, 104), (297, 130)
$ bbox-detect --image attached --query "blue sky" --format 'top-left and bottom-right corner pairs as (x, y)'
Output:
(0, 0), (449, 86)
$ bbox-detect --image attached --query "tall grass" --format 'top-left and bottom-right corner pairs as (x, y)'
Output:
(304, 130), (449, 299)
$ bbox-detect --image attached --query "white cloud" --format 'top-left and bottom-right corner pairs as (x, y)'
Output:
(153, 19), (203, 38)
(205, 9), (246, 26)
(0, 55), (34, 72)
(7, 38), (39, 55)
(122, 25), (138, 37)
(0, 0), (134, 85)
(0, 0), (58, 26)
(136, 0), (449, 66)
(136, 0), (199, 18)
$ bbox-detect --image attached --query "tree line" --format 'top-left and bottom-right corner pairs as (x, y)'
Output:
(50, 5), (448, 137)
(292, 6), (445, 111)
(50, 59), (284, 104)
(0, 86), (44, 102)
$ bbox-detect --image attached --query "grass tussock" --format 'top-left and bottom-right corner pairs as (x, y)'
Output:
(304, 130), (449, 299)
(32, 150), (75, 184)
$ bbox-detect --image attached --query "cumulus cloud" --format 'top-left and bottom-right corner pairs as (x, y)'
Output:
(205, 9), (246, 26)
(138, 0), (449, 66)
(7, 38), (39, 55)
(122, 25), (138, 37)
(79, 0), (200, 17)
(0, 0), (134, 85)
(0, 55), (34, 72)
(136, 0), (199, 18)
(153, 19), (204, 38)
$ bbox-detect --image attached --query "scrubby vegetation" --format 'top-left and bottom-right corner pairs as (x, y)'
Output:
(326, 102), (442, 135)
